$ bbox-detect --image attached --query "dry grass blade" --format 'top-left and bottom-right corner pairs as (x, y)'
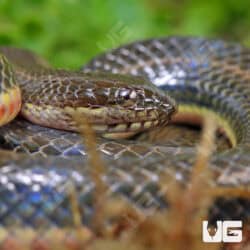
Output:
(66, 109), (249, 250)
(66, 181), (95, 247)
(68, 109), (107, 234)
(0, 228), (93, 250)
(158, 116), (222, 250)
(209, 187), (250, 198)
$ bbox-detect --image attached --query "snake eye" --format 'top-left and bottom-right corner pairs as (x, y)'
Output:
(119, 89), (131, 99)
(116, 88), (138, 101)
(111, 88), (140, 108)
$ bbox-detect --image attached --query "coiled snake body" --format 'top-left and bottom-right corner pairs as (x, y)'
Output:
(0, 37), (249, 229)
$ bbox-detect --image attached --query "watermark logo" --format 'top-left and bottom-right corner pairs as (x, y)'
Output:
(202, 220), (242, 243)
(96, 21), (131, 52)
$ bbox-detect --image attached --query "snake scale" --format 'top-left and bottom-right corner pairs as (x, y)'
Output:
(0, 36), (249, 231)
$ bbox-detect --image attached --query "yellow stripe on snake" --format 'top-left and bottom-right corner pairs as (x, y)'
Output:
(0, 37), (249, 234)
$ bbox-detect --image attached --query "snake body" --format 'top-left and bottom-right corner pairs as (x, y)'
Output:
(0, 37), (249, 229)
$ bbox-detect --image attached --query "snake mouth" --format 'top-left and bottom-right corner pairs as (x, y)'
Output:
(101, 120), (165, 139)
(64, 94), (176, 139)
(89, 106), (175, 139)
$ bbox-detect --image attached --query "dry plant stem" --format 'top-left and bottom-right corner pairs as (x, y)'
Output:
(130, 116), (220, 250)
(165, 116), (220, 250)
(187, 116), (217, 216)
(68, 183), (82, 229)
(70, 111), (107, 234)
(67, 182), (94, 246)
(192, 117), (216, 179)
(100, 198), (145, 238)
(209, 187), (250, 199)
(0, 228), (93, 250)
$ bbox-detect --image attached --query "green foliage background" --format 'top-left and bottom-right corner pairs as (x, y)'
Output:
(0, 0), (250, 68)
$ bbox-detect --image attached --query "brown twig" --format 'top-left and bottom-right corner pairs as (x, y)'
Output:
(67, 108), (107, 234)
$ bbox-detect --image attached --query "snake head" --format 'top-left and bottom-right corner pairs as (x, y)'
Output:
(21, 71), (176, 139)
(64, 72), (177, 138)
(0, 55), (21, 126)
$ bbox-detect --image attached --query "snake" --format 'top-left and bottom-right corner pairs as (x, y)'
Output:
(0, 36), (249, 233)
